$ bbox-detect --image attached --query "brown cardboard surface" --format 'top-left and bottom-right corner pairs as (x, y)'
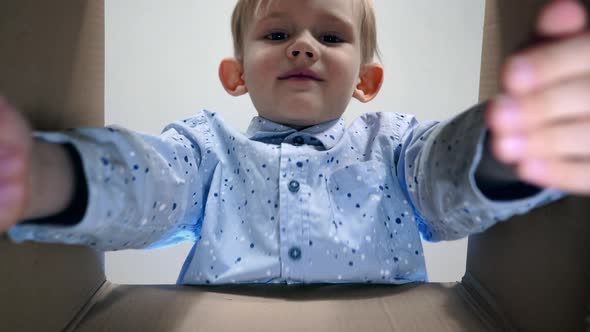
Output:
(71, 283), (488, 332)
(466, 199), (590, 331)
(472, 0), (590, 331)
(0, 0), (104, 130)
(0, 1), (106, 331)
(0, 240), (105, 332)
(478, 0), (541, 102)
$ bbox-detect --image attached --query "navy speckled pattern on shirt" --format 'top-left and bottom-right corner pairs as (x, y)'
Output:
(8, 103), (564, 284)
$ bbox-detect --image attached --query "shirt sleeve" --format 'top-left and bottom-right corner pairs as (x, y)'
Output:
(7, 121), (206, 251)
(395, 102), (566, 242)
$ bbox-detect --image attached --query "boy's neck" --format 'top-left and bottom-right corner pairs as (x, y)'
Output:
(257, 115), (343, 131)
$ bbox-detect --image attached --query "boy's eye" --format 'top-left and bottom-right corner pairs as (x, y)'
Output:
(321, 35), (343, 43)
(265, 32), (289, 41)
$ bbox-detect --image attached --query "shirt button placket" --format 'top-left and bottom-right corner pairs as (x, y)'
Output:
(280, 142), (307, 282)
(287, 163), (304, 279)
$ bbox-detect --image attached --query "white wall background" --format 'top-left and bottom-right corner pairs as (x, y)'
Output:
(105, 0), (485, 284)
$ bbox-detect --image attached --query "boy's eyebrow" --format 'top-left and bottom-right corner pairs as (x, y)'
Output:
(255, 10), (355, 31)
(316, 12), (355, 30)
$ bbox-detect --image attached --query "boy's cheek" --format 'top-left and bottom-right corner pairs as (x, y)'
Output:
(244, 61), (273, 86)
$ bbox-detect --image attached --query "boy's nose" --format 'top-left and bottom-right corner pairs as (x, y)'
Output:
(287, 33), (319, 61)
(291, 50), (315, 58)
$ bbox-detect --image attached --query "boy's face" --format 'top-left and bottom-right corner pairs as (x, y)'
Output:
(240, 0), (368, 128)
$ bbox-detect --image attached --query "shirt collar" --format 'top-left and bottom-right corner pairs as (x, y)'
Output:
(246, 115), (346, 150)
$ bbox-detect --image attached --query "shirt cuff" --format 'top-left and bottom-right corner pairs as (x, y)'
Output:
(7, 130), (110, 246)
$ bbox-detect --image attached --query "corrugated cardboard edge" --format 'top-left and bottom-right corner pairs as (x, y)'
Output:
(67, 283), (491, 332)
(63, 280), (113, 332)
(456, 272), (515, 331)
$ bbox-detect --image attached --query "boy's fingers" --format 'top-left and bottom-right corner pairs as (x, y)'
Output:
(536, 0), (588, 37)
(525, 119), (590, 159)
(0, 96), (30, 231)
(491, 119), (590, 163)
(488, 76), (590, 134)
(0, 102), (32, 155)
(503, 32), (590, 95)
(516, 158), (590, 195)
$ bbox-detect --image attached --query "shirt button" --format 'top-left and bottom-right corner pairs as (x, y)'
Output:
(293, 136), (304, 146)
(288, 180), (300, 193)
(288, 247), (302, 261)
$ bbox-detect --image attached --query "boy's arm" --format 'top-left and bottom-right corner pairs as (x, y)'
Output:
(396, 102), (565, 242)
(8, 119), (207, 251)
(0, 99), (81, 233)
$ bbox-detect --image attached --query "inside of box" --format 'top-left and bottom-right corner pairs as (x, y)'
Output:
(0, 1), (588, 331)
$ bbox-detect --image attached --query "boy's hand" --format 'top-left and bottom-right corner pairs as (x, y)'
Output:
(486, 0), (590, 195)
(0, 96), (33, 233)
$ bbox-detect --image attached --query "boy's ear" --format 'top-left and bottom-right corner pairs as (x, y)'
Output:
(352, 63), (384, 103)
(219, 57), (248, 96)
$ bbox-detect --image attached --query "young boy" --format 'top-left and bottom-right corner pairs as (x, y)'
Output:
(1, 0), (589, 284)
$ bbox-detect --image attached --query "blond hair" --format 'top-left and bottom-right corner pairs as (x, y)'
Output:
(231, 0), (380, 64)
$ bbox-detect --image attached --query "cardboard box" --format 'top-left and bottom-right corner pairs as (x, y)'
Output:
(0, 1), (588, 331)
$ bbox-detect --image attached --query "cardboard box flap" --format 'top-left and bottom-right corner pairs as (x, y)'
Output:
(70, 282), (489, 332)
(0, 1), (105, 331)
(0, 0), (103, 129)
(472, 1), (590, 331)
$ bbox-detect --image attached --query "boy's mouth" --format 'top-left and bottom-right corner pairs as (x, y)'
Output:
(278, 68), (323, 82)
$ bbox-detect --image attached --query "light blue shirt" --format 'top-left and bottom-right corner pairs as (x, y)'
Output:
(8, 104), (563, 284)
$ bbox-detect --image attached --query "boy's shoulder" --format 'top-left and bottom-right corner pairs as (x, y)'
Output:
(349, 111), (419, 135)
(162, 109), (229, 136)
(355, 111), (416, 124)
(178, 109), (219, 127)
